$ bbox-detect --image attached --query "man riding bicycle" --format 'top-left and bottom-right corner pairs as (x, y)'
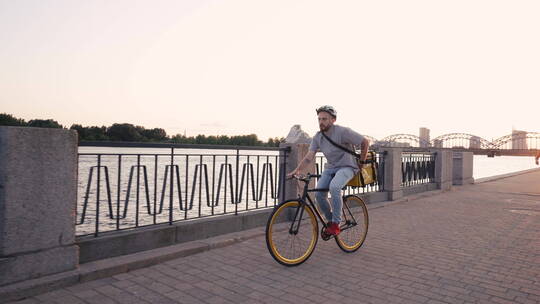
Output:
(288, 105), (369, 236)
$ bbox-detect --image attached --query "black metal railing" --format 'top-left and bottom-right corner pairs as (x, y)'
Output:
(77, 142), (288, 237)
(401, 152), (436, 187)
(314, 151), (385, 195)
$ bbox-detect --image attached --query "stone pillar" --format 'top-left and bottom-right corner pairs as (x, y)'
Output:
(433, 149), (453, 190)
(280, 143), (316, 200)
(452, 152), (474, 185)
(381, 148), (403, 200)
(0, 127), (79, 286)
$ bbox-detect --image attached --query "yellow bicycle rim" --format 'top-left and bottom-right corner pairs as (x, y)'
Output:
(267, 201), (318, 265)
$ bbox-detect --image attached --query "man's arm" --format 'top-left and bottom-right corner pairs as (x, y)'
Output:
(288, 150), (316, 177)
(358, 138), (369, 163)
(342, 127), (369, 162)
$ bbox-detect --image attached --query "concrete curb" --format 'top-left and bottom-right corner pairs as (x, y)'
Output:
(0, 228), (266, 303)
(474, 167), (540, 184)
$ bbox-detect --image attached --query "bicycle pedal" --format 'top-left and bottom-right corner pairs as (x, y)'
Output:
(320, 228), (332, 241)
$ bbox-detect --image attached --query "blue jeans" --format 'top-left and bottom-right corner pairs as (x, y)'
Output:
(314, 167), (355, 224)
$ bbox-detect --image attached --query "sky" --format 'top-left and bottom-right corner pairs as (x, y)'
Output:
(1, 0), (539, 142)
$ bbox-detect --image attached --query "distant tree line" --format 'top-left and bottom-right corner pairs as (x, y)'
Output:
(0, 113), (284, 147)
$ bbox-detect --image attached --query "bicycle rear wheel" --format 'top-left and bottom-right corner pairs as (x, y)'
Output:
(335, 195), (369, 252)
(266, 200), (318, 266)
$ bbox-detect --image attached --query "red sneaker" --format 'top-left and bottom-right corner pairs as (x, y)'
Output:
(324, 222), (341, 236)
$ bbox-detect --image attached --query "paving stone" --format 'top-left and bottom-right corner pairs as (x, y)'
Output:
(8, 299), (40, 304)
(50, 294), (85, 304)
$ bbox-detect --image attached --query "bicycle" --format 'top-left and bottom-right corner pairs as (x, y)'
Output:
(265, 173), (369, 266)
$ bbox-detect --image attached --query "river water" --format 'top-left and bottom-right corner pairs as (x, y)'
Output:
(473, 155), (538, 179)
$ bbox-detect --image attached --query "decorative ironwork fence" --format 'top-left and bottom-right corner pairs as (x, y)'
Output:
(401, 152), (436, 187)
(77, 143), (287, 237)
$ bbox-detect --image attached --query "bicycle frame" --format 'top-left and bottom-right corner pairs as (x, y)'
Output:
(290, 175), (358, 233)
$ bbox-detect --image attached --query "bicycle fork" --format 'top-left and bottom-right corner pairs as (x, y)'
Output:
(341, 203), (358, 231)
(288, 204), (305, 235)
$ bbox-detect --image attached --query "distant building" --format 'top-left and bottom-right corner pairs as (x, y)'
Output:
(470, 136), (482, 149)
(512, 129), (528, 150)
(419, 127), (430, 148)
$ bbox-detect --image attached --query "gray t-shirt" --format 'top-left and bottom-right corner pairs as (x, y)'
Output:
(309, 124), (365, 170)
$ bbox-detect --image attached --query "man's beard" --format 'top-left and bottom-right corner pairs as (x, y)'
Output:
(320, 124), (330, 132)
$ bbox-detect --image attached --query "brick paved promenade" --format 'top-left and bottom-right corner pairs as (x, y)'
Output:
(9, 170), (540, 304)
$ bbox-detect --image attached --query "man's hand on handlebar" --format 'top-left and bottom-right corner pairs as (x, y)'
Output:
(287, 169), (300, 179)
(287, 172), (306, 180)
(286, 172), (320, 182)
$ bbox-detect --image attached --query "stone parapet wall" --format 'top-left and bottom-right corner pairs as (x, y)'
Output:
(0, 127), (79, 286)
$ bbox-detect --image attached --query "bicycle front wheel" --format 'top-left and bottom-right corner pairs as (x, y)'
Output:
(266, 200), (319, 266)
(335, 195), (369, 252)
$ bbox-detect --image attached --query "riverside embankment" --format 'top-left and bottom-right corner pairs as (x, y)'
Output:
(6, 168), (540, 304)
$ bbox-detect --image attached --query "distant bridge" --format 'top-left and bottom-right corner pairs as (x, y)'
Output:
(366, 131), (540, 156)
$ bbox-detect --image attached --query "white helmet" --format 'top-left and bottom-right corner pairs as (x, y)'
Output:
(316, 105), (337, 118)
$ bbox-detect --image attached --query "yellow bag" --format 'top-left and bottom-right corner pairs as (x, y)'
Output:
(346, 151), (378, 187)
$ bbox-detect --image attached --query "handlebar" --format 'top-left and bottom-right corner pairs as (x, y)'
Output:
(288, 173), (320, 183)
